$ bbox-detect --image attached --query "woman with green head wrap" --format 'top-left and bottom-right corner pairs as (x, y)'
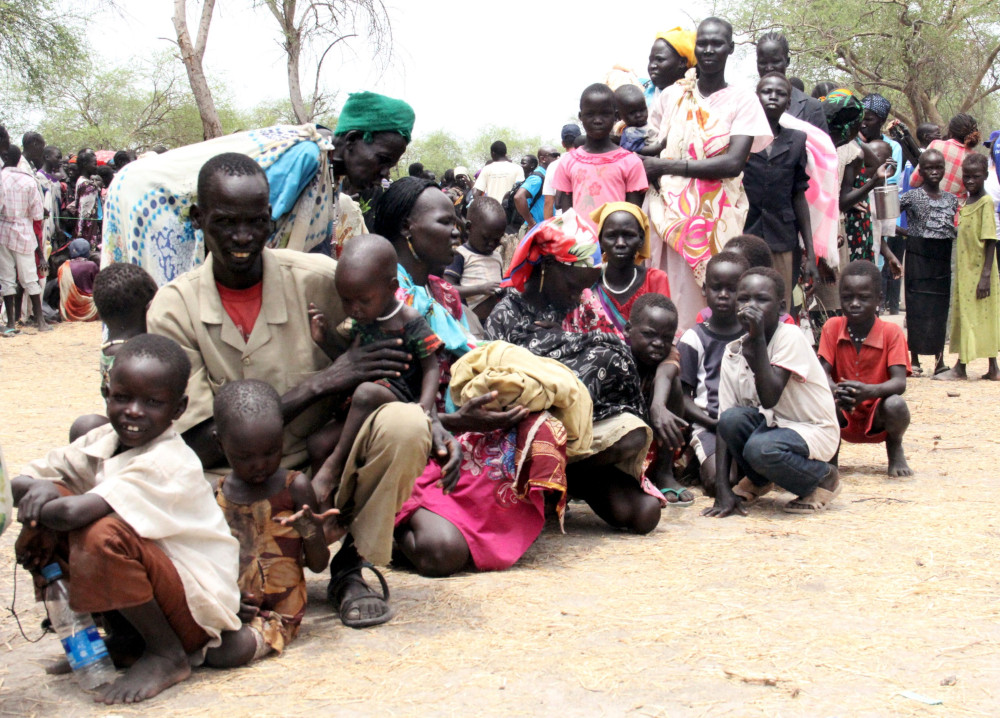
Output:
(328, 91), (416, 255)
(103, 91), (416, 280)
(330, 91), (415, 190)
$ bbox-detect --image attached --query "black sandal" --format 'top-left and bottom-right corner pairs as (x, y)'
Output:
(327, 561), (393, 629)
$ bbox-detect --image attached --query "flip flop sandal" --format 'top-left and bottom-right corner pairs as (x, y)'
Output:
(660, 487), (694, 507)
(732, 477), (774, 503)
(783, 480), (843, 514)
(327, 561), (393, 629)
(1, 328), (19, 338)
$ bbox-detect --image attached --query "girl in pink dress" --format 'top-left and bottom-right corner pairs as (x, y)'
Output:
(552, 84), (648, 229)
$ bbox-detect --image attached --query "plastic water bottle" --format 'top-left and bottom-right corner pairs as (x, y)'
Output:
(42, 563), (117, 691)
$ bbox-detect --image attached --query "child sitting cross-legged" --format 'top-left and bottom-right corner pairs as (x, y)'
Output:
(678, 251), (751, 497)
(625, 292), (693, 505)
(703, 268), (842, 518)
(817, 260), (912, 477)
(11, 334), (254, 706)
(308, 234), (446, 506)
(213, 379), (334, 659)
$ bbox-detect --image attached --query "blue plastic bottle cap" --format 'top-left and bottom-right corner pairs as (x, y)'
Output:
(42, 563), (63, 581)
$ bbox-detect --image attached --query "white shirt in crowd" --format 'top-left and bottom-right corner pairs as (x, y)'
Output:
(718, 322), (840, 462)
(473, 160), (524, 202)
(20, 424), (242, 646)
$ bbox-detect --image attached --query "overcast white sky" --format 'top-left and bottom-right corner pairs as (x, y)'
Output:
(98, 1), (762, 145)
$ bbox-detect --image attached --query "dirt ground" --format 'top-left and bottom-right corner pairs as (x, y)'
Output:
(1, 320), (998, 717)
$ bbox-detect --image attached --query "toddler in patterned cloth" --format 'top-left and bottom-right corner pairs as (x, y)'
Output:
(213, 379), (332, 659)
(309, 234), (444, 495)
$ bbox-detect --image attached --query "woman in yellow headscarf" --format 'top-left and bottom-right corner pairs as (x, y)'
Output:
(644, 27), (697, 110)
(587, 202), (671, 336)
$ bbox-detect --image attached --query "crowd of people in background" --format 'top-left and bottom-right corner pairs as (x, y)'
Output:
(3, 14), (1000, 707)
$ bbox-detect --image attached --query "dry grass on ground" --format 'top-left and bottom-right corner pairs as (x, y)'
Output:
(1, 320), (998, 717)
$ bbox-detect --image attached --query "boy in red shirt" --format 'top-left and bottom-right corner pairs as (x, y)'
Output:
(818, 260), (912, 477)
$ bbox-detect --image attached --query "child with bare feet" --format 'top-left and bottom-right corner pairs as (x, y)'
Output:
(934, 153), (1000, 381)
(818, 260), (912, 477)
(678, 251), (750, 497)
(11, 334), (245, 705)
(703, 268), (841, 518)
(309, 234), (445, 505)
(213, 380), (334, 659)
(626, 293), (692, 505)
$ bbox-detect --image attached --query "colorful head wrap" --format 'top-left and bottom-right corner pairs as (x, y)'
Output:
(502, 210), (602, 291)
(656, 28), (697, 68)
(861, 93), (891, 121)
(590, 202), (650, 265)
(334, 91), (415, 142)
(821, 89), (864, 146)
(68, 238), (92, 259)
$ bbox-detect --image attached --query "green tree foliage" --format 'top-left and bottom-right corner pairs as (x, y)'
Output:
(465, 125), (548, 168)
(397, 125), (556, 179)
(398, 130), (465, 178)
(16, 53), (305, 153)
(724, 0), (1000, 128)
(0, 0), (82, 90)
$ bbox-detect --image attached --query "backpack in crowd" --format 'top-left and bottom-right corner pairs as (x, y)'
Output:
(502, 170), (545, 233)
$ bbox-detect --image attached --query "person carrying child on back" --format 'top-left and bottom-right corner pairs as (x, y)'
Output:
(818, 260), (912, 477)
(896, 148), (959, 376)
(679, 251), (750, 496)
(308, 234), (446, 507)
(443, 196), (507, 324)
(213, 379), (333, 659)
(703, 267), (841, 518)
(935, 153), (1000, 382)
(11, 334), (254, 705)
(552, 83), (648, 226)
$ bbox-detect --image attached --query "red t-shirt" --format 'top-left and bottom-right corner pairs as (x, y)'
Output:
(817, 316), (911, 385)
(216, 281), (263, 342)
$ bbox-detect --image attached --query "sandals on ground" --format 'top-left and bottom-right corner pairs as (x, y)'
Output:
(327, 561), (393, 629)
(660, 487), (694, 507)
(783, 480), (842, 514)
(732, 477), (775, 504)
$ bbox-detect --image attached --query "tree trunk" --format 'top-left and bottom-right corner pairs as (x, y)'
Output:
(173, 0), (223, 140)
(286, 29), (309, 123)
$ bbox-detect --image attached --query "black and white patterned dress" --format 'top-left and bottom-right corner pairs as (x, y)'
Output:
(484, 292), (646, 422)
